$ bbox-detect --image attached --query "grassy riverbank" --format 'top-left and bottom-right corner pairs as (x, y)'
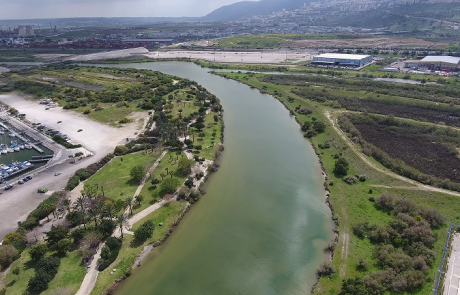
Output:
(215, 71), (460, 295)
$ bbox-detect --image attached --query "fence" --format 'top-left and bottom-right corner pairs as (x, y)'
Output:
(434, 223), (460, 295)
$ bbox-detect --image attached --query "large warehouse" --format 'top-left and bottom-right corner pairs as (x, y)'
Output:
(419, 56), (460, 71)
(312, 53), (373, 67)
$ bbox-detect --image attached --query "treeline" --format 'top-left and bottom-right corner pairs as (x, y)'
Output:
(339, 113), (460, 192)
(340, 194), (444, 295)
(262, 74), (460, 105)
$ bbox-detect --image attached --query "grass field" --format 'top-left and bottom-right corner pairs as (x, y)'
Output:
(216, 71), (458, 295)
(3, 249), (86, 295)
(84, 151), (161, 206)
(138, 150), (188, 205)
(192, 112), (222, 160)
(73, 103), (143, 126)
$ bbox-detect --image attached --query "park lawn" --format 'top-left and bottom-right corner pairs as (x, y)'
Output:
(85, 151), (160, 203)
(131, 201), (188, 244)
(3, 249), (36, 295)
(73, 103), (143, 126)
(218, 71), (457, 295)
(42, 251), (87, 295)
(90, 235), (143, 295)
(193, 112), (222, 160)
(164, 89), (196, 101)
(166, 101), (200, 120)
(138, 151), (188, 204)
(2, 249), (86, 295)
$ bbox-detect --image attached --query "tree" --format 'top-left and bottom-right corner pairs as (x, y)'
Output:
(125, 197), (134, 215)
(2, 232), (25, 245)
(98, 219), (116, 237)
(136, 195), (144, 206)
(0, 245), (18, 270)
(160, 178), (180, 194)
(130, 165), (146, 184)
(185, 177), (194, 188)
(12, 266), (20, 279)
(334, 157), (349, 176)
(45, 225), (69, 250)
(177, 158), (194, 176)
(57, 239), (73, 255)
(134, 220), (155, 242)
(29, 243), (48, 261)
(313, 121), (326, 133)
(116, 215), (129, 239)
(160, 173), (166, 181)
(339, 277), (369, 295)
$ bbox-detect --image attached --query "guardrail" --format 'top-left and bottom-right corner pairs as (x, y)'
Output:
(434, 223), (460, 295)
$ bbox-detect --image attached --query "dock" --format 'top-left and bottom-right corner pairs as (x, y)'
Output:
(0, 122), (44, 153)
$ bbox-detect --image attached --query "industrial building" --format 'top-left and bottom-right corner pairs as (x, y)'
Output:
(18, 25), (35, 37)
(312, 53), (373, 67)
(419, 56), (460, 71)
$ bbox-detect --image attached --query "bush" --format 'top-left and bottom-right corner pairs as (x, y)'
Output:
(75, 169), (91, 181)
(71, 228), (87, 244)
(130, 165), (146, 184)
(28, 271), (53, 291)
(375, 193), (394, 210)
(177, 158), (194, 176)
(317, 262), (336, 277)
(98, 219), (116, 237)
(134, 220), (155, 242)
(65, 175), (80, 191)
(160, 178), (180, 194)
(98, 237), (122, 271)
(29, 243), (48, 261)
(343, 175), (357, 185)
(334, 157), (349, 176)
(0, 245), (18, 270)
(298, 108), (313, 115)
(114, 145), (129, 156)
(2, 232), (25, 245)
(313, 121), (326, 133)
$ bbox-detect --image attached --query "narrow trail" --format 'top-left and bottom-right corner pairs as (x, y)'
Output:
(325, 111), (460, 198)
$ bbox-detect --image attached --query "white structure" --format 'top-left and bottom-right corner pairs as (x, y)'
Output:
(419, 56), (460, 71)
(18, 25), (35, 37)
(312, 53), (372, 67)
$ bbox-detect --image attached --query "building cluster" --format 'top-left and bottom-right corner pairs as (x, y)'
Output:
(404, 56), (460, 71)
(312, 53), (373, 67)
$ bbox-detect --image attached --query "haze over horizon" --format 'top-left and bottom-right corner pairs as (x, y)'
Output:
(0, 0), (247, 20)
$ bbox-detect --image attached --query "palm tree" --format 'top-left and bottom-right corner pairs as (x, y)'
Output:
(88, 209), (100, 229)
(103, 203), (116, 219)
(77, 209), (87, 229)
(160, 173), (166, 181)
(116, 215), (129, 239)
(62, 199), (71, 214)
(74, 196), (87, 211)
(125, 197), (134, 215)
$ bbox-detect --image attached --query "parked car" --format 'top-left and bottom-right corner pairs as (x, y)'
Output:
(26, 176), (32, 180)
(54, 172), (61, 176)
(57, 121), (62, 124)
(18, 180), (24, 185)
(77, 129), (83, 132)
(37, 188), (48, 193)
(5, 185), (13, 190)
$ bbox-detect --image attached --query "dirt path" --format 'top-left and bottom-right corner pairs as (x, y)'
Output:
(325, 111), (460, 198)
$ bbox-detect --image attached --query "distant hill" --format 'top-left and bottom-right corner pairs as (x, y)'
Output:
(204, 0), (310, 21)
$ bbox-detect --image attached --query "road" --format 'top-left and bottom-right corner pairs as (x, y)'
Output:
(443, 232), (460, 295)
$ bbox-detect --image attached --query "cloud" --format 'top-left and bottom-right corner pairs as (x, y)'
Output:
(0, 0), (244, 19)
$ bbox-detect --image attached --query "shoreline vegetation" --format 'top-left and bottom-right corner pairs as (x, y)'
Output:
(213, 69), (457, 295)
(0, 65), (225, 295)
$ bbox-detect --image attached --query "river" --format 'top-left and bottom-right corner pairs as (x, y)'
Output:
(92, 62), (333, 295)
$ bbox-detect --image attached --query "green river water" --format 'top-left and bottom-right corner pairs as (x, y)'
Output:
(94, 62), (334, 295)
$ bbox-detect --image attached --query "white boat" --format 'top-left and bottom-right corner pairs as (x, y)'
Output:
(19, 145), (24, 150)
(1, 149), (7, 154)
(23, 161), (31, 167)
(7, 148), (13, 153)
(8, 133), (15, 137)
(0, 131), (4, 135)
(13, 146), (19, 152)
(25, 144), (32, 149)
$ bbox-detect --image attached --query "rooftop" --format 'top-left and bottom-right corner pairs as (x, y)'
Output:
(314, 53), (372, 60)
(420, 56), (460, 65)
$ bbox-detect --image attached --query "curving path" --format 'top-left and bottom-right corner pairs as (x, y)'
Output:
(325, 111), (460, 198)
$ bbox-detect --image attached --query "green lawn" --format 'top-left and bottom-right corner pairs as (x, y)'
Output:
(192, 112), (222, 160)
(138, 151), (188, 205)
(217, 71), (458, 295)
(71, 102), (144, 126)
(3, 249), (86, 295)
(85, 151), (161, 204)
(130, 201), (188, 244)
(165, 101), (200, 120)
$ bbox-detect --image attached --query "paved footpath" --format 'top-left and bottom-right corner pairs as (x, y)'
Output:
(444, 232), (460, 295)
(75, 150), (169, 295)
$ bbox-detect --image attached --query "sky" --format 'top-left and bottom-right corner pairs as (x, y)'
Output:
(0, 0), (244, 20)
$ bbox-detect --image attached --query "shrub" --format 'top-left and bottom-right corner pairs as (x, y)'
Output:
(357, 257), (370, 270)
(334, 157), (349, 176)
(98, 237), (122, 271)
(75, 169), (91, 181)
(98, 219), (116, 238)
(160, 178), (180, 194)
(29, 243), (48, 261)
(313, 121), (326, 133)
(28, 271), (53, 291)
(0, 245), (18, 270)
(130, 165), (146, 184)
(298, 108), (313, 115)
(83, 109), (91, 114)
(317, 262), (336, 277)
(375, 193), (394, 210)
(71, 228), (87, 244)
(343, 175), (358, 185)
(134, 220), (155, 242)
(2, 232), (25, 245)
(353, 222), (371, 238)
(65, 175), (80, 191)
(177, 158), (195, 176)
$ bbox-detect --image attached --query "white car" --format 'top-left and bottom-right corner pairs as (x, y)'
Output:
(54, 172), (61, 176)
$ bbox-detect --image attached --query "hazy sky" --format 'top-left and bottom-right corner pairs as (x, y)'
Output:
(0, 0), (244, 20)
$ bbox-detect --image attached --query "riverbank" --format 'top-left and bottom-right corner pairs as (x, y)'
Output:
(216, 71), (459, 295)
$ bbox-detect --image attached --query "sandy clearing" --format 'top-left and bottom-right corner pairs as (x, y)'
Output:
(0, 67), (9, 74)
(146, 50), (314, 64)
(0, 94), (141, 153)
(66, 47), (149, 62)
